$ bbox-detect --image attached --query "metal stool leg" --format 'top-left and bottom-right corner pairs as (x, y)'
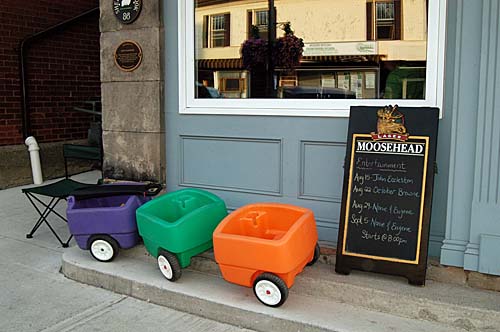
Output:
(24, 194), (72, 247)
(25, 196), (57, 238)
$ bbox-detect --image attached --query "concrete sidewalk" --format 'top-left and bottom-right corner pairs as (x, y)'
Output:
(0, 171), (252, 332)
(3, 171), (500, 332)
(62, 245), (500, 332)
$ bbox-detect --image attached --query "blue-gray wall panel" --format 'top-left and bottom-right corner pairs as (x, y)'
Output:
(479, 235), (500, 275)
(464, 0), (500, 274)
(440, 0), (483, 267)
(180, 136), (282, 195)
(299, 141), (345, 203)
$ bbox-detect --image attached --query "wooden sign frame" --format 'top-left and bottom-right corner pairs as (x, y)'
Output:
(335, 106), (439, 286)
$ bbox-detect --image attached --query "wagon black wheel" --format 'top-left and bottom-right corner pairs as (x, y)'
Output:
(89, 235), (119, 262)
(307, 243), (321, 266)
(157, 249), (182, 282)
(253, 273), (288, 307)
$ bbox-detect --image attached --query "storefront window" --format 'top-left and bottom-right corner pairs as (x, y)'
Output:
(182, 0), (446, 116)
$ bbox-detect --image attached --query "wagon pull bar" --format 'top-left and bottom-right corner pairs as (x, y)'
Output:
(70, 183), (163, 200)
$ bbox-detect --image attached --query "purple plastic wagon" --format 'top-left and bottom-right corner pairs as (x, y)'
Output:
(66, 183), (162, 262)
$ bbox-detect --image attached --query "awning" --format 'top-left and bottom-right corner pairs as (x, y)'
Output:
(196, 55), (383, 70)
(301, 55), (383, 63)
(197, 58), (243, 69)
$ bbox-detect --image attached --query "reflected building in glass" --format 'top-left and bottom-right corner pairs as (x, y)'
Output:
(195, 0), (428, 99)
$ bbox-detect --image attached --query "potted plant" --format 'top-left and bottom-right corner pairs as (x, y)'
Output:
(272, 23), (304, 71)
(241, 26), (269, 70)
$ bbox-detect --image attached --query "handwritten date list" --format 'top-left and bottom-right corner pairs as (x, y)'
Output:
(344, 138), (428, 262)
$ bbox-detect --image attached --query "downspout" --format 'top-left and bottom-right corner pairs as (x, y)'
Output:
(25, 136), (43, 184)
(19, 7), (99, 139)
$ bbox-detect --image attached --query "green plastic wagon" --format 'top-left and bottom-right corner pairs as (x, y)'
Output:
(136, 188), (227, 281)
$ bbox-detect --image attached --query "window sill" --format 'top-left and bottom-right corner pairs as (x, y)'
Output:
(180, 101), (440, 118)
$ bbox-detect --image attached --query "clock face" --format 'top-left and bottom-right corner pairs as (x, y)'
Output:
(113, 0), (142, 24)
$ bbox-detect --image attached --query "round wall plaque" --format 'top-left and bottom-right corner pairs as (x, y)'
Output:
(114, 40), (143, 72)
(113, 0), (142, 24)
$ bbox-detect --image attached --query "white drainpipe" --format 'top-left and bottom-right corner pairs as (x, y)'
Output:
(25, 136), (43, 184)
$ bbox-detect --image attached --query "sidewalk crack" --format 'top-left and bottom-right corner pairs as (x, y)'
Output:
(39, 296), (128, 332)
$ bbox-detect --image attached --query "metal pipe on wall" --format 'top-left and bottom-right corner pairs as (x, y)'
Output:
(25, 136), (43, 184)
(266, 0), (276, 97)
(18, 7), (99, 139)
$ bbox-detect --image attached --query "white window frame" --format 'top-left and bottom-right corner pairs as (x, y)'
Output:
(375, 1), (396, 40)
(179, 0), (447, 117)
(402, 78), (426, 99)
(209, 14), (227, 48)
(253, 9), (269, 40)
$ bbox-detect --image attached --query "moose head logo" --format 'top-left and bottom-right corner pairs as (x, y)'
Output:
(371, 105), (409, 141)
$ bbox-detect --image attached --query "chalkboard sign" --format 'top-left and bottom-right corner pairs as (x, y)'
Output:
(335, 106), (439, 285)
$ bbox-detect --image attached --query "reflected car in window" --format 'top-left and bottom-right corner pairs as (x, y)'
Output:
(197, 83), (223, 98)
(278, 86), (356, 99)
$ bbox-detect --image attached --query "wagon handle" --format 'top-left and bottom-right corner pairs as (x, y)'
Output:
(71, 183), (163, 200)
(145, 183), (163, 196)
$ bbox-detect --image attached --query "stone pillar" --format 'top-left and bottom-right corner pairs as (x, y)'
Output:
(99, 1), (165, 183)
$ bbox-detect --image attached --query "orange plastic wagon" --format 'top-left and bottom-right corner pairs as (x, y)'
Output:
(213, 203), (319, 307)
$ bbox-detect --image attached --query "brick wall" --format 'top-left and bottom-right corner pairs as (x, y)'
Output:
(0, 0), (100, 146)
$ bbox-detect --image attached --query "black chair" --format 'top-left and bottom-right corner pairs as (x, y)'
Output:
(22, 144), (102, 247)
(62, 143), (102, 180)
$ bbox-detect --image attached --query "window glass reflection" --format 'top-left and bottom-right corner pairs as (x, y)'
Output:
(195, 0), (428, 100)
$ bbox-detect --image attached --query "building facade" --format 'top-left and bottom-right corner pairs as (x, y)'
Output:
(0, 1), (100, 189)
(102, 0), (499, 277)
(0, 0), (100, 146)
